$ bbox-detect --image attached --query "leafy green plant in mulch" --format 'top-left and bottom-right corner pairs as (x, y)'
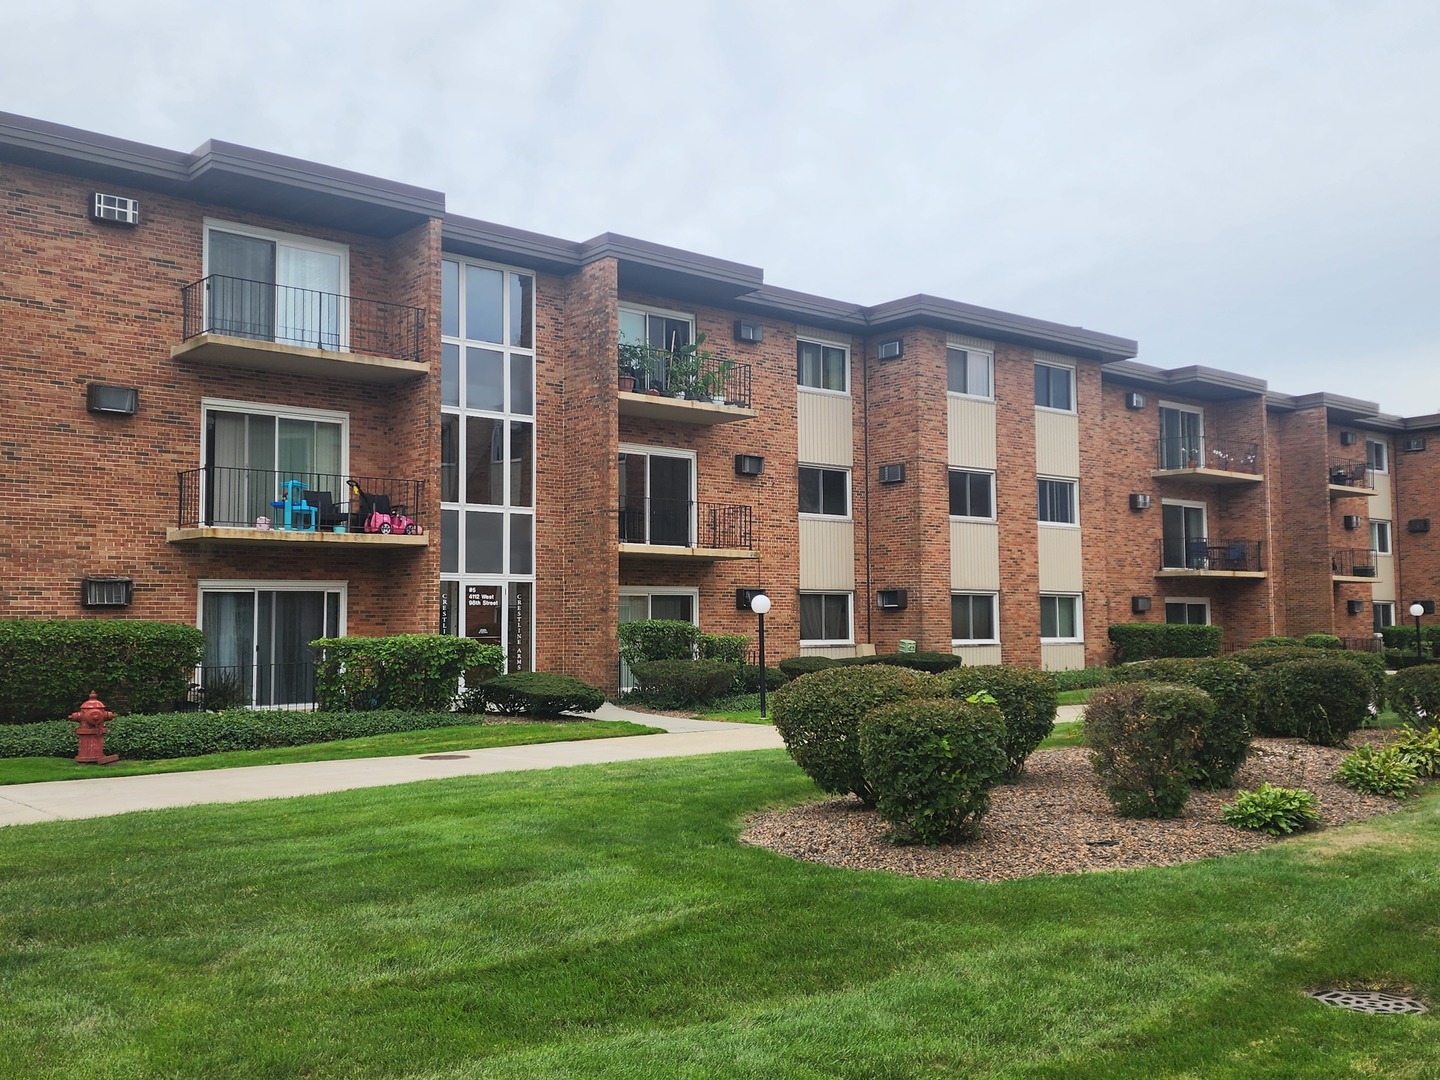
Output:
(1393, 724), (1440, 778)
(1085, 682), (1210, 818)
(1389, 666), (1440, 726)
(1117, 657), (1255, 788)
(938, 665), (1056, 780)
(1221, 784), (1322, 835)
(1252, 657), (1372, 745)
(628, 660), (738, 708)
(1334, 744), (1419, 798)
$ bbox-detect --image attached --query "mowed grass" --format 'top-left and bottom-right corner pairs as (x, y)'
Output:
(0, 720), (660, 786)
(2, 751), (1438, 1078)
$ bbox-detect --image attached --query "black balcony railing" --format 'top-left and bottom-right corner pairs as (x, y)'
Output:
(617, 344), (753, 408)
(1159, 537), (1264, 572)
(1339, 636), (1383, 653)
(177, 466), (425, 533)
(616, 497), (753, 549)
(1156, 435), (1260, 473)
(180, 275), (426, 364)
(1332, 548), (1378, 577)
(1328, 460), (1374, 490)
(191, 661), (322, 711)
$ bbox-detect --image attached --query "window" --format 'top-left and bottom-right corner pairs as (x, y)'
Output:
(618, 306), (692, 392)
(1367, 438), (1389, 473)
(797, 339), (848, 393)
(202, 401), (346, 528)
(948, 469), (994, 519)
(951, 593), (997, 642)
(1034, 363), (1074, 411)
(1374, 601), (1396, 634)
(205, 221), (347, 350)
(1159, 404), (1204, 470)
(1040, 594), (1081, 641)
(1037, 478), (1078, 524)
(1164, 599), (1210, 625)
(800, 592), (853, 644)
(799, 466), (850, 517)
(947, 347), (993, 398)
(618, 448), (695, 546)
(199, 581), (344, 707)
(1371, 519), (1392, 555)
(1161, 502), (1208, 569)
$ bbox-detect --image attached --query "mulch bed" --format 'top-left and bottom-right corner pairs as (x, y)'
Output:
(740, 735), (1412, 881)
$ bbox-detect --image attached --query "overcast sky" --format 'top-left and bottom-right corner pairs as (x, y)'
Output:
(5, 1), (1438, 416)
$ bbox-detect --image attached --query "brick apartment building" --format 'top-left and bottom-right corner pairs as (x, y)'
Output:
(3, 112), (1438, 699)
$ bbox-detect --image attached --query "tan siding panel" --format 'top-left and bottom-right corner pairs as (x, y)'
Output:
(1037, 526), (1083, 591)
(1375, 553), (1396, 598)
(953, 644), (1003, 665)
(1041, 643), (1086, 670)
(800, 645), (859, 658)
(1035, 409), (1080, 476)
(800, 518), (856, 589)
(946, 332), (996, 351)
(798, 390), (853, 465)
(950, 521), (1000, 589)
(1371, 473), (1394, 517)
(947, 397), (996, 468)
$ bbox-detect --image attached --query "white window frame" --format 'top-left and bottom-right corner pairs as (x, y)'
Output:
(1371, 519), (1392, 556)
(950, 592), (999, 644)
(1158, 401), (1206, 470)
(1367, 438), (1389, 474)
(1034, 361), (1076, 413)
(1040, 593), (1082, 643)
(618, 303), (696, 346)
(948, 468), (996, 522)
(1037, 476), (1080, 527)
(799, 591), (854, 646)
(1160, 498), (1209, 569)
(797, 337), (850, 396)
(946, 346), (994, 401)
(618, 442), (698, 547)
(798, 465), (851, 519)
(200, 397), (351, 472)
(1163, 596), (1211, 625)
(1374, 601), (1396, 633)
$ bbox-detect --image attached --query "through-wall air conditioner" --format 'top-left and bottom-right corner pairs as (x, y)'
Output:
(878, 463), (906, 484)
(1124, 392), (1146, 409)
(82, 576), (133, 608)
(1404, 437), (1427, 452)
(736, 588), (767, 610)
(877, 339), (903, 360)
(86, 383), (139, 416)
(1347, 599), (1366, 615)
(1343, 515), (1361, 530)
(734, 454), (764, 476)
(91, 192), (139, 225)
(733, 320), (763, 343)
(1340, 431), (1357, 446)
(1409, 519), (1431, 533)
(877, 589), (908, 610)
(1129, 493), (1151, 511)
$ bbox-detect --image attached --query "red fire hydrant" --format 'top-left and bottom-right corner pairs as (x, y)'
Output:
(71, 692), (120, 765)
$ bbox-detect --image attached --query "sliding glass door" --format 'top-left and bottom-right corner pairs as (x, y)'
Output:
(201, 586), (342, 707)
(203, 406), (344, 526)
(208, 226), (344, 350)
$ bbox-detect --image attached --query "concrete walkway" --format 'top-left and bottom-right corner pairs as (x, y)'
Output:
(0, 704), (783, 829)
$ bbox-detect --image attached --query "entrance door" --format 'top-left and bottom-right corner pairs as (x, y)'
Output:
(440, 580), (534, 674)
(1162, 503), (1208, 569)
(618, 591), (697, 689)
(201, 587), (341, 706)
(205, 408), (344, 527)
(209, 228), (343, 350)
(1159, 406), (1204, 469)
(618, 450), (694, 547)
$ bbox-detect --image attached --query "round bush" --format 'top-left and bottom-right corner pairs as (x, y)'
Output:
(1300, 633), (1344, 650)
(938, 665), (1056, 780)
(1118, 658), (1255, 788)
(771, 665), (940, 806)
(778, 655), (840, 679)
(1389, 666), (1440, 726)
(628, 660), (738, 708)
(734, 663), (788, 693)
(1085, 682), (1211, 818)
(839, 652), (965, 674)
(859, 698), (1008, 844)
(1254, 658), (1370, 745)
(477, 671), (606, 717)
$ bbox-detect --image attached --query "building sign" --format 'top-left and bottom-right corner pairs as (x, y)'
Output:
(466, 584), (503, 644)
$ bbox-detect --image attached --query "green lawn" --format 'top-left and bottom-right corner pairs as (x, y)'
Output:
(1, 751), (1437, 1078)
(0, 720), (659, 786)
(1056, 687), (1094, 706)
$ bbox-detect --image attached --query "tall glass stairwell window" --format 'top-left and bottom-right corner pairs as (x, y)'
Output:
(1159, 405), (1204, 469)
(203, 404), (345, 527)
(206, 224), (346, 351)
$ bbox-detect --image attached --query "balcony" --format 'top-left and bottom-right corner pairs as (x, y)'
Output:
(1152, 436), (1262, 485)
(617, 345), (756, 425)
(616, 498), (757, 560)
(1332, 548), (1379, 582)
(168, 466), (428, 547)
(172, 275), (428, 384)
(1156, 537), (1266, 577)
(1327, 460), (1377, 498)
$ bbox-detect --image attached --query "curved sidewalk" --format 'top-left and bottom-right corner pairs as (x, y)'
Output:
(0, 704), (783, 828)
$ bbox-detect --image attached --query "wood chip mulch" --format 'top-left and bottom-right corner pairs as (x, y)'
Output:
(739, 735), (1412, 881)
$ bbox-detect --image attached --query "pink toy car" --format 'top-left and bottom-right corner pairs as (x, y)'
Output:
(346, 480), (420, 535)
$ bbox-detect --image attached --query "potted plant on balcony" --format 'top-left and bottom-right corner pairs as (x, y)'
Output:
(617, 342), (650, 394)
(666, 333), (711, 399)
(698, 356), (736, 405)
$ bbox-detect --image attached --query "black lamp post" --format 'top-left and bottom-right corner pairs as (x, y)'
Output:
(750, 592), (772, 719)
(1411, 602), (1426, 665)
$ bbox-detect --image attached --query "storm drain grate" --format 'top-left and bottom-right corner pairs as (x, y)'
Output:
(419, 754), (470, 761)
(1306, 989), (1429, 1015)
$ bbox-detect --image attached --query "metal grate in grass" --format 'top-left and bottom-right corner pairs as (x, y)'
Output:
(1306, 989), (1429, 1015)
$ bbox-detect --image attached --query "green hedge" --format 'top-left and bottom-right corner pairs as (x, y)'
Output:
(1253, 658), (1371, 745)
(1387, 666), (1440, 726)
(1380, 625), (1440, 655)
(472, 672), (605, 718)
(313, 635), (498, 712)
(778, 655), (838, 679)
(735, 664), (788, 693)
(1117, 658), (1255, 788)
(1086, 683), (1210, 818)
(939, 666), (1056, 780)
(1229, 647), (1386, 709)
(629, 660), (739, 708)
(1108, 623), (1222, 663)
(618, 621), (701, 666)
(699, 633), (750, 665)
(1300, 633), (1344, 650)
(0, 620), (204, 724)
(1048, 668), (1116, 692)
(839, 651), (965, 673)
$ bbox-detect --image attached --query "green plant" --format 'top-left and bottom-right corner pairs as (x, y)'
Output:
(1251, 636), (1301, 648)
(699, 633), (750, 665)
(629, 660), (739, 708)
(1300, 633), (1344, 650)
(1085, 682), (1211, 818)
(312, 635), (497, 712)
(1253, 657), (1370, 745)
(777, 655), (838, 679)
(1335, 744), (1418, 798)
(1393, 724), (1440, 777)
(1389, 666), (1440, 725)
(618, 620), (702, 666)
(199, 668), (250, 711)
(734, 663), (787, 693)
(771, 664), (940, 806)
(1107, 623), (1222, 663)
(858, 698), (1008, 844)
(662, 332), (712, 397)
(696, 356), (736, 401)
(475, 671), (605, 718)
(1221, 784), (1322, 835)
(938, 665), (1057, 780)
(0, 619), (204, 723)
(1048, 667), (1115, 691)
(1118, 657), (1255, 788)
(617, 340), (656, 384)
(838, 651), (966, 673)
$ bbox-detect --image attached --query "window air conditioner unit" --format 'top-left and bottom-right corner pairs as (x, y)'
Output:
(877, 339), (903, 360)
(1129, 493), (1151, 511)
(86, 383), (139, 416)
(1343, 514), (1361, 530)
(1124, 392), (1146, 410)
(736, 588), (767, 610)
(734, 454), (764, 476)
(1339, 431), (1356, 446)
(82, 576), (133, 608)
(1131, 596), (1151, 614)
(1404, 437), (1427, 452)
(878, 463), (906, 484)
(877, 589), (908, 610)
(733, 320), (763, 343)
(91, 192), (139, 225)
(1347, 599), (1366, 615)
(1409, 519), (1431, 533)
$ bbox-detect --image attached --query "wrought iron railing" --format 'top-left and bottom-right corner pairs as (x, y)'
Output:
(1159, 537), (1264, 572)
(616, 344), (753, 408)
(1156, 435), (1260, 473)
(1339, 636), (1383, 653)
(1327, 460), (1374, 490)
(190, 662), (322, 711)
(176, 466), (424, 533)
(1332, 548), (1378, 577)
(180, 275), (426, 363)
(616, 497), (753, 549)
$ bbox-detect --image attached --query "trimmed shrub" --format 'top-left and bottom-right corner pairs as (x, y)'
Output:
(1390, 666), (1440, 726)
(859, 698), (1008, 844)
(313, 635), (496, 712)
(617, 620), (702, 666)
(1253, 658), (1371, 745)
(778, 655), (839, 679)
(1221, 784), (1322, 835)
(867, 651), (965, 673)
(698, 633), (750, 665)
(1085, 682), (1210, 818)
(939, 665), (1057, 780)
(1335, 744), (1418, 798)
(1300, 633), (1345, 650)
(1394, 724), (1440, 778)
(771, 665), (940, 806)
(1252, 636), (1302, 648)
(475, 672), (605, 718)
(1380, 624), (1440, 656)
(0, 620), (204, 724)
(1118, 658), (1255, 788)
(1385, 650), (1440, 670)
(629, 660), (739, 708)
(734, 664), (788, 693)
(1108, 623), (1222, 663)
(1049, 667), (1115, 692)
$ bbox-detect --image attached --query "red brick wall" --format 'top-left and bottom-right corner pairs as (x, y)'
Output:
(1395, 424), (1440, 612)
(993, 344), (1042, 665)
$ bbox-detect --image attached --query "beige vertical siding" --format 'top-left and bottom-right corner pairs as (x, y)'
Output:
(947, 397), (997, 468)
(797, 325), (851, 345)
(798, 391), (854, 466)
(947, 332), (996, 351)
(1371, 470), (1394, 518)
(800, 645), (860, 659)
(1035, 409), (1080, 477)
(800, 518), (856, 589)
(952, 644), (1003, 665)
(1375, 554), (1396, 599)
(950, 521), (1000, 589)
(1041, 643), (1086, 670)
(1037, 526), (1084, 591)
